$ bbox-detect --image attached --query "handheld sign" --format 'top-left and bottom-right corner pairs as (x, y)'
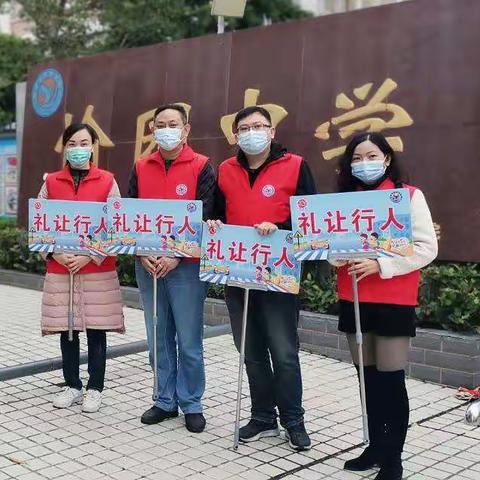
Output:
(200, 223), (300, 294)
(290, 189), (413, 261)
(105, 198), (203, 258)
(28, 199), (109, 256)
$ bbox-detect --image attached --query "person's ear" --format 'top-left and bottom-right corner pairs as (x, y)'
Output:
(149, 120), (154, 133)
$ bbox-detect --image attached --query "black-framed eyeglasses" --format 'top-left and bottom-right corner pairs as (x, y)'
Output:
(236, 123), (272, 134)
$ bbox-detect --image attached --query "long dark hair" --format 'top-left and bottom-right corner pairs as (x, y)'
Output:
(337, 132), (406, 192)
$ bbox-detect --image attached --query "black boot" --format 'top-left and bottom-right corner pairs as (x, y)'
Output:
(344, 366), (382, 471)
(374, 370), (409, 480)
(374, 457), (403, 480)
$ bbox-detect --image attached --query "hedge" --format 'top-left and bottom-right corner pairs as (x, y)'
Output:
(1, 222), (478, 333)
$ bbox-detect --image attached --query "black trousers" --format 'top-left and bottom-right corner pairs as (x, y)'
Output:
(225, 287), (305, 428)
(60, 329), (107, 392)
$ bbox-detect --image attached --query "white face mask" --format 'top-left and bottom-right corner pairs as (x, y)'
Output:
(237, 130), (271, 155)
(154, 127), (183, 151)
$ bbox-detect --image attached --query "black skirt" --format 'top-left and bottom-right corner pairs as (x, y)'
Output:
(338, 300), (417, 337)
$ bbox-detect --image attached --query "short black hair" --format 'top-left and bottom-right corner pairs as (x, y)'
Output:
(370, 232), (379, 239)
(233, 106), (272, 131)
(62, 123), (98, 146)
(86, 235), (92, 240)
(169, 235), (176, 240)
(265, 267), (272, 273)
(154, 104), (188, 124)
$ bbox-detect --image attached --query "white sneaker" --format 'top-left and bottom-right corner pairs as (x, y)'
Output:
(82, 389), (102, 413)
(53, 387), (83, 408)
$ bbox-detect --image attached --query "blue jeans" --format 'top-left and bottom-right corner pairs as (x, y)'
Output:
(225, 287), (305, 428)
(135, 260), (207, 414)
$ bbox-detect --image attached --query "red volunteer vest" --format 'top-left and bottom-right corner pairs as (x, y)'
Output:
(336, 178), (420, 306)
(218, 153), (303, 226)
(136, 145), (209, 263)
(45, 164), (116, 274)
(136, 145), (208, 200)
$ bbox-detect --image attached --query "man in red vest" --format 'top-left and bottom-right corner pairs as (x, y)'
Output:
(211, 106), (316, 450)
(128, 104), (215, 433)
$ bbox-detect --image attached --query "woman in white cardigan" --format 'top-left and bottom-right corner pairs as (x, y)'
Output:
(331, 132), (437, 480)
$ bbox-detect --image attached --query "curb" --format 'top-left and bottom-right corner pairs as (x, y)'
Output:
(0, 323), (231, 382)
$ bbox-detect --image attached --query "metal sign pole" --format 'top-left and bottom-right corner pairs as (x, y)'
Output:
(352, 270), (369, 445)
(68, 272), (74, 341)
(152, 272), (159, 401)
(217, 15), (225, 34)
(233, 286), (250, 450)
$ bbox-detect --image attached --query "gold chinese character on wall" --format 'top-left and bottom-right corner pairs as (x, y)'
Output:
(134, 102), (192, 161)
(315, 78), (414, 160)
(220, 89), (288, 145)
(54, 105), (115, 166)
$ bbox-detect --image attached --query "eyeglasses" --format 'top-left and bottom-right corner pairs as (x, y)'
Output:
(236, 123), (272, 134)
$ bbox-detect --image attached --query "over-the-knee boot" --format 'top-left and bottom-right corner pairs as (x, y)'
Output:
(374, 370), (409, 480)
(344, 365), (384, 471)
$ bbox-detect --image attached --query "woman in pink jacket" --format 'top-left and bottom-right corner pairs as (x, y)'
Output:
(38, 123), (124, 413)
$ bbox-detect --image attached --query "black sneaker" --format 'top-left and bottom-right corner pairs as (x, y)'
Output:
(185, 413), (206, 433)
(285, 423), (311, 451)
(239, 419), (279, 442)
(141, 406), (178, 425)
(344, 446), (380, 471)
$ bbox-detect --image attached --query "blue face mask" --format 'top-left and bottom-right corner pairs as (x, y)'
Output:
(237, 131), (271, 156)
(154, 127), (183, 151)
(351, 159), (386, 184)
(65, 147), (92, 168)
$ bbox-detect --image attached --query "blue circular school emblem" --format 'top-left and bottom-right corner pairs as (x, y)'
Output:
(31, 68), (64, 117)
(390, 191), (403, 203)
(187, 202), (197, 212)
(286, 233), (294, 244)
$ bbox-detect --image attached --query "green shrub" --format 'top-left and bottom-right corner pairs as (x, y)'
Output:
(418, 263), (480, 333)
(300, 262), (338, 315)
(0, 217), (16, 230)
(0, 226), (45, 274)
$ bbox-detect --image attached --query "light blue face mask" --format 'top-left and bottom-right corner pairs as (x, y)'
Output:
(154, 127), (183, 151)
(351, 159), (386, 184)
(237, 130), (271, 156)
(65, 147), (92, 168)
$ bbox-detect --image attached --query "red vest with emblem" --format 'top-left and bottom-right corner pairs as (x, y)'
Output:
(218, 153), (302, 226)
(336, 178), (420, 306)
(45, 164), (116, 275)
(136, 145), (208, 200)
(136, 145), (208, 263)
